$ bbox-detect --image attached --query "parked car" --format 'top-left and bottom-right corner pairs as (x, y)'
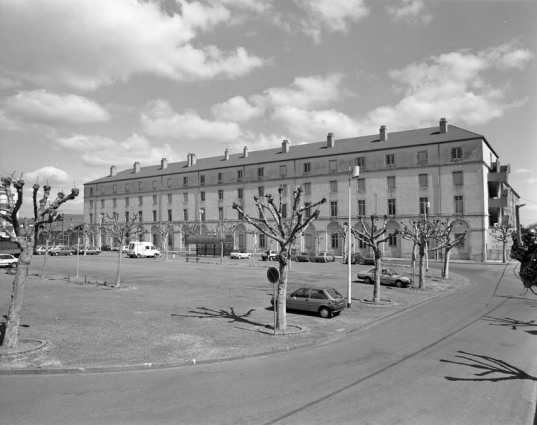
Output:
(314, 251), (336, 263)
(0, 254), (18, 268)
(357, 267), (413, 288)
(49, 246), (75, 256)
(261, 250), (278, 261)
(271, 287), (346, 318)
(362, 253), (375, 265)
(342, 252), (364, 265)
(230, 250), (251, 259)
(122, 246), (129, 253)
(101, 245), (112, 251)
(81, 246), (101, 255)
(295, 251), (316, 262)
(35, 245), (47, 255)
(110, 246), (120, 251)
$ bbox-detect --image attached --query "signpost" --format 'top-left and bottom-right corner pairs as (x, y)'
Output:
(267, 267), (280, 336)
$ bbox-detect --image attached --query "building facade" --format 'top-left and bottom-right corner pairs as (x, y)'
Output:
(84, 119), (520, 261)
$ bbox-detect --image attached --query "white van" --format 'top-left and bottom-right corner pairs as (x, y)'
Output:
(127, 241), (161, 258)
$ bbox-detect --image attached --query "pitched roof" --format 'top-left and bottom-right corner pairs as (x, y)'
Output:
(86, 124), (488, 185)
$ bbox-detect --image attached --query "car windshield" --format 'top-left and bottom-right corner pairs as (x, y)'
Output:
(325, 288), (343, 299)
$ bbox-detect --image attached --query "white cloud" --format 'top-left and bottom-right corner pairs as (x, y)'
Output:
(513, 168), (533, 174)
(24, 166), (75, 187)
(294, 0), (369, 42)
(55, 134), (117, 151)
(141, 99), (243, 141)
(0, 0), (265, 91)
(385, 0), (433, 24)
(2, 90), (110, 124)
(210, 96), (263, 122)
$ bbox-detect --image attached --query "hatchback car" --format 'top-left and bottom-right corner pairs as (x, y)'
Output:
(295, 251), (315, 262)
(314, 251), (336, 263)
(342, 252), (364, 265)
(271, 287), (346, 318)
(49, 246), (75, 256)
(0, 254), (18, 268)
(362, 253), (375, 265)
(230, 250), (251, 259)
(261, 250), (278, 261)
(357, 267), (413, 287)
(81, 246), (101, 255)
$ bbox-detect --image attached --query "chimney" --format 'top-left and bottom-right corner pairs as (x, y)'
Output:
(439, 117), (448, 134)
(161, 158), (167, 169)
(224, 148), (229, 160)
(133, 162), (140, 173)
(110, 166), (116, 177)
(327, 132), (334, 148)
(190, 153), (196, 166)
(243, 146), (248, 158)
(282, 139), (289, 153)
(380, 125), (388, 141)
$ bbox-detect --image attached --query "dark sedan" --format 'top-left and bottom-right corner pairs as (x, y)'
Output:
(49, 246), (75, 256)
(271, 287), (346, 318)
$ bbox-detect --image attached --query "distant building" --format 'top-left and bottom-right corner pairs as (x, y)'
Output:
(84, 119), (520, 261)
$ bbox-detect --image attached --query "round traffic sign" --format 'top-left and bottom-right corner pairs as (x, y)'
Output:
(267, 267), (280, 284)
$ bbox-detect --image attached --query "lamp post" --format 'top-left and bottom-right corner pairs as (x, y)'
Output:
(424, 201), (430, 271)
(347, 166), (360, 308)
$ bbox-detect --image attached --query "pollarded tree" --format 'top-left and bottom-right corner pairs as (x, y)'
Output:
(434, 219), (467, 279)
(212, 222), (237, 264)
(0, 176), (78, 349)
(36, 221), (70, 279)
(82, 223), (99, 253)
(351, 215), (394, 304)
(154, 221), (175, 260)
(491, 222), (514, 263)
(233, 186), (326, 333)
(181, 223), (200, 254)
(99, 212), (144, 287)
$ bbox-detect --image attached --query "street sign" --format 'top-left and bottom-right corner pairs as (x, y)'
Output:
(267, 267), (280, 284)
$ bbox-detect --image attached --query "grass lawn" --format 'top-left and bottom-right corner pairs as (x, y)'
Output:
(0, 252), (465, 371)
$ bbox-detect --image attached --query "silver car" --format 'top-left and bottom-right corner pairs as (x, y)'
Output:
(0, 254), (18, 268)
(271, 287), (346, 318)
(357, 267), (413, 287)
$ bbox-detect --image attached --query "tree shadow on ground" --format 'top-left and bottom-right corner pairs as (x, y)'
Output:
(483, 316), (537, 335)
(440, 351), (537, 382)
(171, 307), (266, 327)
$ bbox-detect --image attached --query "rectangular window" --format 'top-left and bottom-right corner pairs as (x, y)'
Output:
(454, 195), (464, 214)
(218, 189), (224, 200)
(358, 200), (366, 216)
(219, 207), (224, 221)
(359, 239), (366, 249)
(257, 168), (264, 178)
(304, 182), (311, 195)
(139, 211), (143, 222)
(419, 197), (430, 215)
(125, 183), (129, 192)
(330, 180), (338, 193)
(139, 182), (143, 190)
(153, 180), (157, 190)
(167, 209), (172, 221)
(90, 200), (94, 209)
(101, 186), (105, 195)
(113, 184), (117, 193)
(330, 201), (338, 217)
(238, 188), (243, 199)
(388, 199), (396, 215)
(387, 176), (396, 190)
(183, 209), (188, 221)
(282, 203), (287, 219)
(200, 208), (205, 221)
(113, 198), (117, 208)
(183, 193), (188, 202)
(386, 154), (395, 167)
(138, 196), (143, 205)
(101, 199), (105, 208)
(218, 173), (223, 182)
(279, 165), (287, 177)
(388, 233), (397, 247)
(90, 188), (94, 196)
(200, 191), (205, 201)
(305, 202), (311, 218)
(331, 233), (339, 249)
(152, 210), (157, 222)
(304, 162), (311, 173)
(90, 213), (93, 223)
(258, 186), (264, 197)
(237, 170), (243, 180)
(417, 151), (428, 164)
(451, 147), (462, 161)
(167, 178), (172, 188)
(453, 171), (463, 186)
(125, 212), (129, 222)
(419, 174), (428, 188)
(183, 176), (188, 185)
(355, 156), (365, 168)
(152, 195), (157, 205)
(357, 178), (366, 191)
(200, 175), (205, 185)
(259, 233), (266, 248)
(168, 233), (173, 248)
(329, 159), (337, 173)
(125, 198), (129, 208)
(455, 233), (465, 246)
(167, 194), (172, 203)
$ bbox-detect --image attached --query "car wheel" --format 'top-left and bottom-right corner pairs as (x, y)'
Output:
(395, 280), (402, 288)
(319, 307), (331, 319)
(137, 254), (142, 258)
(364, 277), (372, 285)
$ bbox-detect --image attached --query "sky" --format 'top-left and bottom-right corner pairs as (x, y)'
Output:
(0, 0), (536, 224)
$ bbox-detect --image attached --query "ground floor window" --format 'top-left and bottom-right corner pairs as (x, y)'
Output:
(259, 233), (266, 248)
(331, 233), (339, 249)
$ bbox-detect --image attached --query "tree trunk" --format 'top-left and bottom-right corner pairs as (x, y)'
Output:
(275, 253), (288, 332)
(2, 245), (33, 349)
(443, 247), (452, 279)
(373, 252), (382, 304)
(40, 247), (50, 281)
(418, 245), (426, 289)
(114, 249), (122, 287)
(220, 241), (224, 265)
(502, 242), (507, 263)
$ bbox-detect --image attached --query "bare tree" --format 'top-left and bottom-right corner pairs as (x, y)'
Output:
(181, 223), (200, 254)
(233, 186), (326, 333)
(154, 221), (175, 260)
(0, 176), (78, 349)
(212, 222), (237, 264)
(81, 223), (99, 253)
(336, 222), (351, 263)
(434, 219), (467, 278)
(36, 221), (69, 279)
(99, 212), (143, 287)
(351, 215), (394, 304)
(491, 222), (514, 263)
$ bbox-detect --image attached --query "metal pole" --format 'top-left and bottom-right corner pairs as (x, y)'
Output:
(347, 168), (352, 308)
(76, 232), (80, 280)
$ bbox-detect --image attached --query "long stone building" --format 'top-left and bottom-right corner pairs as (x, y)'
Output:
(84, 119), (520, 261)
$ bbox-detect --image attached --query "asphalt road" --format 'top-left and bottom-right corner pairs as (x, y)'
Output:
(1, 262), (536, 425)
